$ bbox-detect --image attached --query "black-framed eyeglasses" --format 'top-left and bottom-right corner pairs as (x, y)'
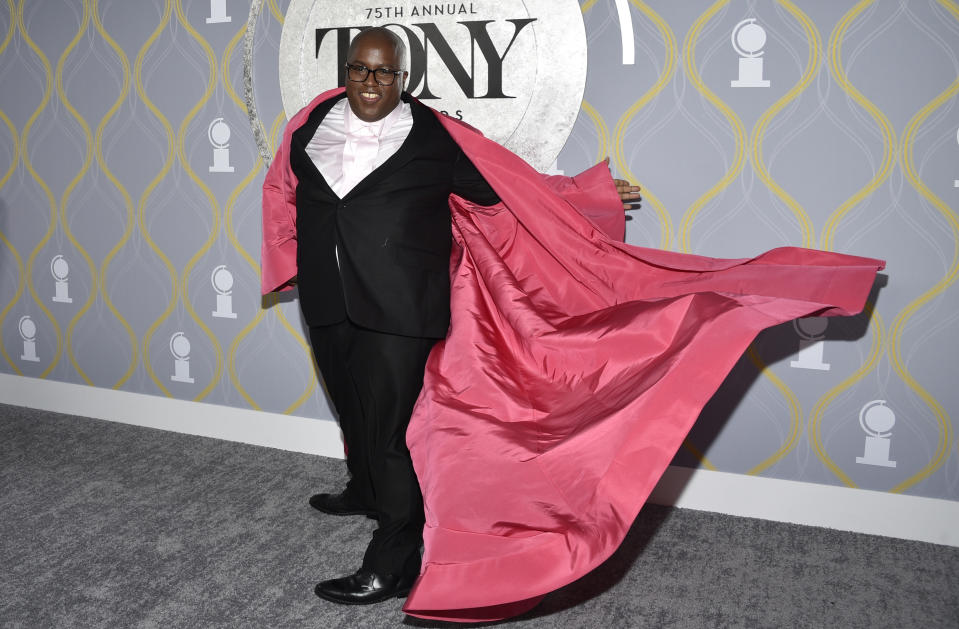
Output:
(345, 63), (404, 86)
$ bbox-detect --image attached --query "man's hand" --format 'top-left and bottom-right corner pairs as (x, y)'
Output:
(604, 157), (642, 211)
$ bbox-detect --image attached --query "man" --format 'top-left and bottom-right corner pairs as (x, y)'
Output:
(265, 27), (883, 621)
(261, 27), (640, 606)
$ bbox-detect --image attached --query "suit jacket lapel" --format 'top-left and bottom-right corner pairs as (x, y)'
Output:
(344, 96), (439, 200)
(291, 93), (344, 151)
(290, 94), (345, 199)
(291, 92), (442, 202)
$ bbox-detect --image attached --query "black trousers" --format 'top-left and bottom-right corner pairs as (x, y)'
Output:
(308, 319), (438, 577)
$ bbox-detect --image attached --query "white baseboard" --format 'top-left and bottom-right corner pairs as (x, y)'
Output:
(648, 465), (959, 548)
(0, 373), (346, 459)
(3, 373), (957, 548)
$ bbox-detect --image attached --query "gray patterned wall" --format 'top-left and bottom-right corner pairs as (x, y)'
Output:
(1, 0), (956, 502)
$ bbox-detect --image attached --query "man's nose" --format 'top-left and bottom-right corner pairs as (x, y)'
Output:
(363, 70), (378, 86)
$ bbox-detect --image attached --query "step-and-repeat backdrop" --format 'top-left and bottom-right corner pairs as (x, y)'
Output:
(1, 0), (956, 502)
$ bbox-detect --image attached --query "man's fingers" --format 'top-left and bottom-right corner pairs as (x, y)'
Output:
(611, 175), (642, 210)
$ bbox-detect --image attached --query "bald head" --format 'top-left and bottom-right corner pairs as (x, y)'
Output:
(348, 27), (408, 72)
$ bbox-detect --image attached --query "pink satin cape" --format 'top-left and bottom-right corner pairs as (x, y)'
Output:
(261, 89), (884, 623)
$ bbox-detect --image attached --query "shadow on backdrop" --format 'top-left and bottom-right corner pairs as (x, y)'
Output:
(675, 274), (887, 471)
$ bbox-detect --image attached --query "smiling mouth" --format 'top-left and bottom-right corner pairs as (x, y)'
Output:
(359, 91), (381, 103)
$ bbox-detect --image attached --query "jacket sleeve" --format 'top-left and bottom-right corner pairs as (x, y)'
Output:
(261, 138), (298, 295)
(540, 162), (625, 242)
(452, 150), (500, 206)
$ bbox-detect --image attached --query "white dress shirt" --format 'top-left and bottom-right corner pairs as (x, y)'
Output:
(305, 98), (414, 198)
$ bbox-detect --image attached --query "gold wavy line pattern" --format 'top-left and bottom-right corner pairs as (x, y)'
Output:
(0, 225), (25, 374)
(171, 0), (223, 402)
(0, 50), (22, 372)
(222, 9), (314, 413)
(267, 110), (285, 155)
(812, 0), (955, 492)
(739, 0), (820, 476)
(744, 346), (803, 477)
(0, 0), (12, 55)
(808, 305), (885, 488)
(223, 19), (248, 125)
(262, 118), (316, 415)
(0, 108), (16, 190)
(749, 0), (818, 249)
(0, 0), (21, 372)
(57, 2), (99, 386)
(18, 0), (63, 378)
(579, 100), (609, 164)
(821, 0), (897, 252)
(228, 307), (266, 410)
(679, 0), (747, 254)
(675, 0), (743, 470)
(0, 114), (15, 193)
(802, 0), (892, 485)
(268, 0), (285, 24)
(612, 0), (677, 250)
(0, 107), (18, 188)
(237, 2), (316, 414)
(885, 0), (959, 493)
(580, 0), (600, 14)
(91, 0), (139, 389)
(223, 19), (269, 411)
(135, 0), (178, 398)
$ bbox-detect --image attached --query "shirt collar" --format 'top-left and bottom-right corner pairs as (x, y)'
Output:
(344, 98), (404, 138)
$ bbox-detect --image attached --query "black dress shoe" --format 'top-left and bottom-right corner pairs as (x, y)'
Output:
(308, 492), (378, 519)
(314, 569), (416, 605)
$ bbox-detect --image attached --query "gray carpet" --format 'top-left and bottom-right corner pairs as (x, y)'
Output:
(1, 402), (956, 628)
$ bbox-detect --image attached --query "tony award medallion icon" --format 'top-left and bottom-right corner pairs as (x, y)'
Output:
(50, 255), (73, 303)
(211, 265), (237, 319)
(731, 19), (770, 88)
(18, 316), (40, 362)
(789, 317), (830, 371)
(855, 400), (897, 468)
(170, 332), (195, 384)
(208, 118), (235, 173)
(206, 0), (231, 24)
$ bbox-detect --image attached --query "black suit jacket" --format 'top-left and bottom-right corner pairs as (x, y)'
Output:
(289, 93), (499, 338)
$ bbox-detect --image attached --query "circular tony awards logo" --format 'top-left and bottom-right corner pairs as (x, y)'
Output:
(251, 0), (587, 172)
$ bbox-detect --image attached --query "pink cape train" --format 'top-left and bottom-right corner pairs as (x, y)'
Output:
(261, 88), (884, 623)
